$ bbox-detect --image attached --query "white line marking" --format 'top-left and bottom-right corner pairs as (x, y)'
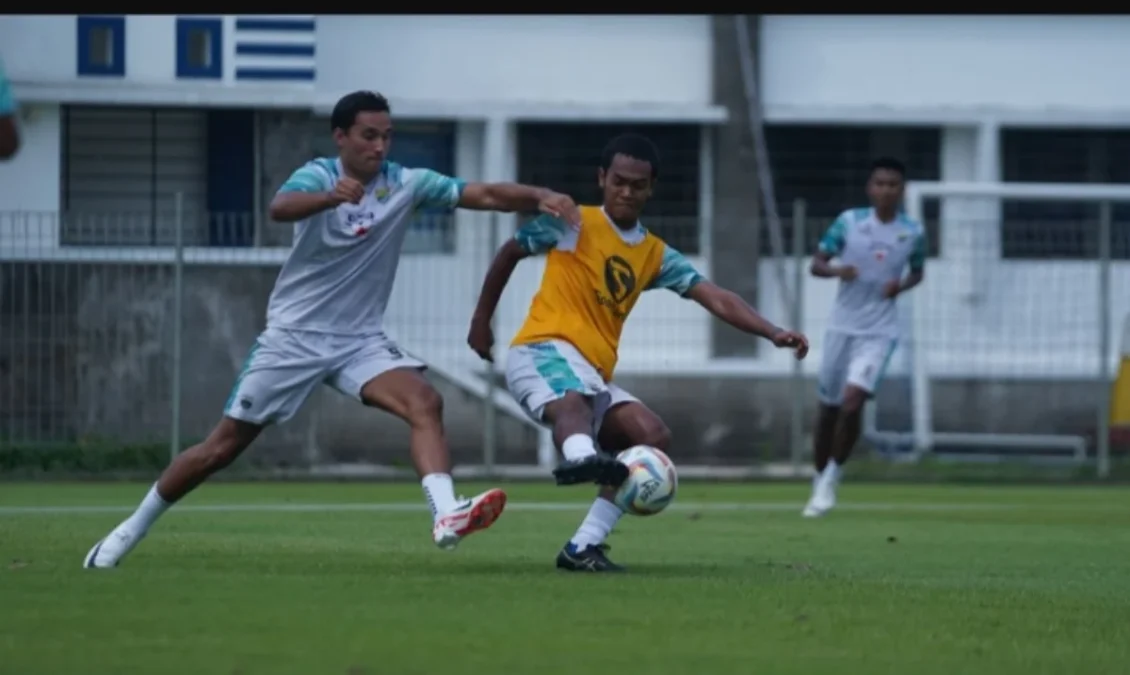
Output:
(0, 501), (1030, 516)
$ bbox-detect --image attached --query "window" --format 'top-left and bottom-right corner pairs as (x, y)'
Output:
(1000, 129), (1130, 260)
(61, 106), (209, 246)
(516, 123), (702, 254)
(177, 18), (223, 79)
(765, 125), (942, 257)
(76, 16), (125, 77)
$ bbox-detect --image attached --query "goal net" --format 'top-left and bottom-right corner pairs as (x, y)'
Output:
(874, 181), (1130, 463)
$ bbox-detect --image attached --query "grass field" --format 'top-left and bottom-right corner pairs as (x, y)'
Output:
(3, 481), (1130, 675)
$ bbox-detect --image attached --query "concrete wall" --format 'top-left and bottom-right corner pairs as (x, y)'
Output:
(0, 259), (1108, 463)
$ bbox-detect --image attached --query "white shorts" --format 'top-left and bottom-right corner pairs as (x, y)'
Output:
(505, 339), (638, 432)
(224, 327), (424, 425)
(817, 330), (898, 406)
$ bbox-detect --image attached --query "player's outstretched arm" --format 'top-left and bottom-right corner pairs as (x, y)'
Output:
(648, 244), (808, 358)
(459, 183), (581, 227)
(467, 215), (569, 362)
(686, 282), (809, 359)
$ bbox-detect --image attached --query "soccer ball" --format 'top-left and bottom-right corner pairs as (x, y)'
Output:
(612, 445), (678, 516)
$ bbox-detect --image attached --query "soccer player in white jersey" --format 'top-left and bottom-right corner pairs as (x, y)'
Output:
(804, 157), (927, 518)
(83, 91), (581, 569)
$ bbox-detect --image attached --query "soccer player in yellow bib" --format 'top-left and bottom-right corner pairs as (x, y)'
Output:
(468, 134), (809, 572)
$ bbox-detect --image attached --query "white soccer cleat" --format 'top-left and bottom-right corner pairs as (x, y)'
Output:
(802, 476), (838, 518)
(83, 524), (146, 569)
(432, 488), (507, 551)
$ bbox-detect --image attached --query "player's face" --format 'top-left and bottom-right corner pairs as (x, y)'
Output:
(335, 111), (392, 177)
(598, 154), (654, 224)
(867, 168), (904, 211)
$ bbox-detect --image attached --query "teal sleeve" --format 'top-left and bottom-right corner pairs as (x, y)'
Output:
(411, 169), (466, 212)
(278, 162), (333, 194)
(0, 59), (15, 116)
(909, 229), (927, 273)
(818, 215), (848, 256)
(513, 215), (568, 255)
(647, 245), (706, 296)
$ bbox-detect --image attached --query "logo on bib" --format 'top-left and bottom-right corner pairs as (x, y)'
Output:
(602, 255), (636, 304)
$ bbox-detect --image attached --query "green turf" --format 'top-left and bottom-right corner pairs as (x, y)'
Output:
(3, 482), (1130, 675)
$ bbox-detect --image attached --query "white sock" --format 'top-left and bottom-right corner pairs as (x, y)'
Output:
(561, 434), (597, 462)
(421, 473), (458, 521)
(822, 460), (842, 482)
(569, 497), (623, 550)
(122, 484), (170, 533)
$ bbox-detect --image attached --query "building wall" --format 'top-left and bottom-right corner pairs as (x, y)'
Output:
(0, 14), (316, 87)
(760, 15), (1130, 118)
(315, 15), (712, 107)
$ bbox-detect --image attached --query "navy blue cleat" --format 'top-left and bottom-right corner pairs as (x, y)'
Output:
(552, 453), (629, 487)
(556, 542), (625, 573)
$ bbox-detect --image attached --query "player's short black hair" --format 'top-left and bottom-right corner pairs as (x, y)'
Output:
(870, 156), (906, 179)
(330, 91), (391, 132)
(601, 133), (661, 179)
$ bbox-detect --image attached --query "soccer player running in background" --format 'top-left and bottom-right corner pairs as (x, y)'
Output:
(468, 133), (809, 572)
(84, 91), (581, 569)
(0, 56), (22, 159)
(803, 157), (927, 518)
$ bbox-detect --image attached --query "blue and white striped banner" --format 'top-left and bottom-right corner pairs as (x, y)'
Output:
(234, 15), (315, 82)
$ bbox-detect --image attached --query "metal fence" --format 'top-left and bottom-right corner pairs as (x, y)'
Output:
(1, 196), (1126, 478)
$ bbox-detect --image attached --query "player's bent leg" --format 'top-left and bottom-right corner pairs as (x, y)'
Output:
(596, 397), (672, 453)
(806, 385), (868, 518)
(812, 405), (839, 475)
(805, 332), (851, 518)
(830, 385), (868, 465)
(557, 396), (664, 573)
(84, 417), (263, 569)
(803, 405), (841, 518)
(505, 342), (627, 488)
(357, 367), (506, 550)
(543, 393), (625, 487)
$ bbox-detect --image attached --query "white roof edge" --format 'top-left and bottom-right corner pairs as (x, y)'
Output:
(12, 80), (727, 124)
(764, 104), (1130, 128)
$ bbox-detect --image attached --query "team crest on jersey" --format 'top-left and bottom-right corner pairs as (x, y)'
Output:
(374, 184), (393, 203)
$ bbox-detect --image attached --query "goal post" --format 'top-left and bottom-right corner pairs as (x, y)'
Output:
(882, 180), (1129, 470)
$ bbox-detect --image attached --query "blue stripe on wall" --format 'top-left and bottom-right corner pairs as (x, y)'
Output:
(235, 19), (315, 32)
(235, 68), (315, 81)
(206, 110), (256, 247)
(235, 43), (315, 57)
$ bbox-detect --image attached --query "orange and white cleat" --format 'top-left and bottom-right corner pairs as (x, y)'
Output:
(432, 488), (508, 550)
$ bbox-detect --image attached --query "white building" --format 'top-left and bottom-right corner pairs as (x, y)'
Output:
(2, 15), (1128, 383)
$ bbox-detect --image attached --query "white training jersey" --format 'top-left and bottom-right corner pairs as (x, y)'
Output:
(817, 207), (927, 338)
(266, 157), (465, 336)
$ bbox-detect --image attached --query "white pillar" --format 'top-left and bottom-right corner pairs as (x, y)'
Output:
(453, 120), (485, 259)
(940, 121), (1000, 303)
